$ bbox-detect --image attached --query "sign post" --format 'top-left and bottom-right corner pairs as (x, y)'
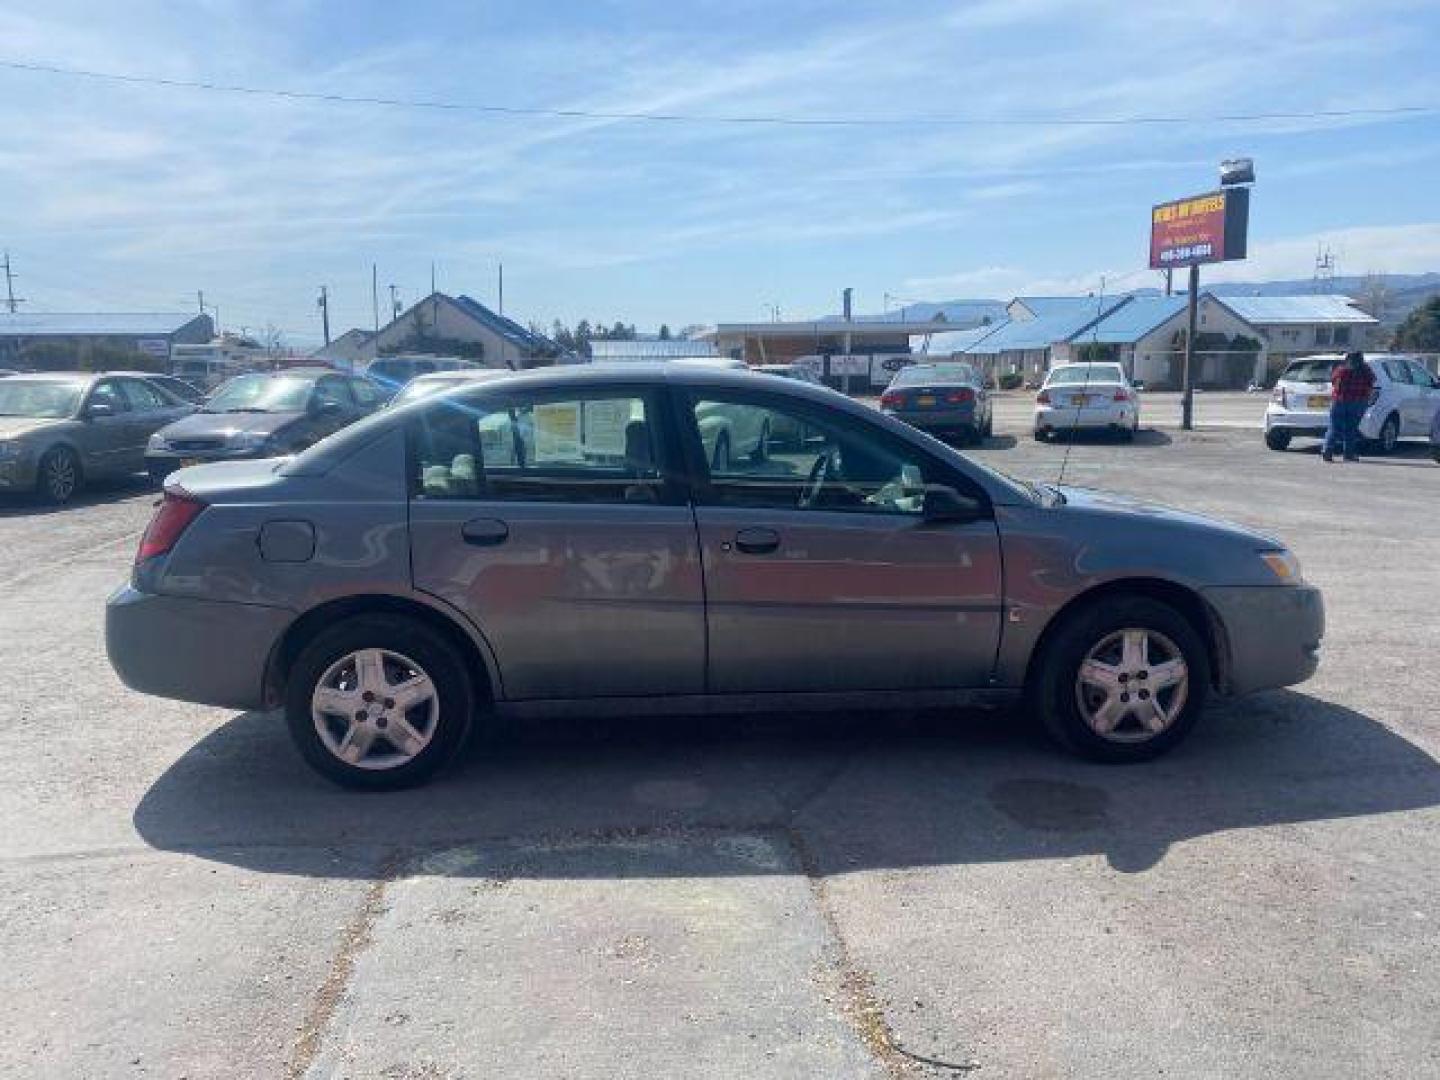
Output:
(1149, 187), (1250, 429)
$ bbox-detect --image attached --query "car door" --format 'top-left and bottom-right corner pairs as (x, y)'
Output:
(408, 383), (706, 700)
(677, 387), (1004, 694)
(1404, 359), (1440, 435)
(117, 378), (186, 470)
(76, 379), (134, 476)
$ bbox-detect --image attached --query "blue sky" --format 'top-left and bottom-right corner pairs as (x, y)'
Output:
(2, 0), (1438, 343)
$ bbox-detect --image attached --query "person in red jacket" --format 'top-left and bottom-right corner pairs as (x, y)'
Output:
(1323, 351), (1375, 463)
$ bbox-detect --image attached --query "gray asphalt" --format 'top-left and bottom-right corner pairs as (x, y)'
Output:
(2, 425), (1438, 1079)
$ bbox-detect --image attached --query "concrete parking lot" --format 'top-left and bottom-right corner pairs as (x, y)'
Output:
(3, 418), (1438, 1078)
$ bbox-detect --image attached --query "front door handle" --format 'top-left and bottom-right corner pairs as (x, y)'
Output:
(461, 517), (510, 546)
(733, 526), (780, 555)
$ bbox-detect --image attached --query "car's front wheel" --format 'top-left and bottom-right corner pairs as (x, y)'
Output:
(1031, 595), (1210, 762)
(1264, 428), (1291, 451)
(36, 446), (82, 504)
(1375, 413), (1400, 455)
(285, 615), (475, 790)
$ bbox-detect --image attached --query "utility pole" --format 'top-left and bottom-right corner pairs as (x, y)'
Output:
(497, 262), (504, 316)
(371, 264), (380, 333)
(388, 284), (402, 319)
(430, 261), (437, 296)
(2, 251), (24, 313)
(1181, 264), (1199, 431)
(317, 286), (331, 345)
(1163, 268), (1173, 297)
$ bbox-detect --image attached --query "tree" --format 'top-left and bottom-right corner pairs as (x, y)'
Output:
(574, 320), (593, 357)
(1393, 295), (1440, 351)
(1355, 272), (1392, 323)
(658, 324), (672, 340)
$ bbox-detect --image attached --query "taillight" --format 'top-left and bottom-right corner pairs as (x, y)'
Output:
(137, 489), (206, 564)
(880, 391), (902, 408)
(945, 388), (976, 404)
(1037, 390), (1051, 405)
(1112, 388), (1130, 401)
(1271, 386), (1287, 408)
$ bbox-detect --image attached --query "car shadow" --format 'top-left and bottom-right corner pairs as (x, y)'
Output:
(0, 473), (155, 517)
(1044, 429), (1172, 447)
(133, 690), (1440, 881)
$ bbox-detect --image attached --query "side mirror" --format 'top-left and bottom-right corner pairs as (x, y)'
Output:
(86, 402), (115, 420)
(310, 398), (343, 417)
(923, 485), (986, 524)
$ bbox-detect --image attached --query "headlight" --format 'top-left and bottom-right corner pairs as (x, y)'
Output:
(1259, 549), (1303, 585)
(231, 431), (271, 452)
(147, 432), (169, 451)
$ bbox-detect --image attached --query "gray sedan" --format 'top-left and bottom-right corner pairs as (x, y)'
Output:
(0, 372), (192, 503)
(881, 361), (994, 444)
(106, 364), (1323, 789)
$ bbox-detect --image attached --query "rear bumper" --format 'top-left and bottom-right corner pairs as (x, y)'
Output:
(882, 406), (979, 432)
(1263, 405), (1328, 435)
(106, 584), (293, 710)
(1202, 584), (1324, 695)
(1034, 404), (1134, 431)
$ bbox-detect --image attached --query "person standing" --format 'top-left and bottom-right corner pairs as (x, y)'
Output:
(1323, 351), (1375, 463)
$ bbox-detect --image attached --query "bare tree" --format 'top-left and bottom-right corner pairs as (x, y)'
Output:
(1355, 272), (1391, 323)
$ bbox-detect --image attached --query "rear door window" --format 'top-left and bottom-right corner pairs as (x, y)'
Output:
(1382, 359), (1411, 384)
(410, 388), (670, 504)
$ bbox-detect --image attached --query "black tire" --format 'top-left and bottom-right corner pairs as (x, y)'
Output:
(1116, 425), (1135, 443)
(36, 446), (82, 505)
(1032, 429), (1048, 442)
(1376, 413), (1400, 455)
(284, 614), (476, 790)
(148, 465), (172, 489)
(1030, 595), (1210, 763)
(1264, 428), (1291, 452)
(982, 411), (994, 438)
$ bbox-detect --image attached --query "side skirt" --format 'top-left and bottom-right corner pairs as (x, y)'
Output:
(494, 687), (1022, 721)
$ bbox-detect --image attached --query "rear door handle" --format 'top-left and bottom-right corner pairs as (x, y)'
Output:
(461, 517), (510, 546)
(733, 526), (780, 555)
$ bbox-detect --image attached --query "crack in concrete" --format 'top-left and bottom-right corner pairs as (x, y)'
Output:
(287, 850), (402, 1080)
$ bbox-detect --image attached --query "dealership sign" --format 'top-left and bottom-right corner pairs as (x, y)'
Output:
(1149, 187), (1249, 269)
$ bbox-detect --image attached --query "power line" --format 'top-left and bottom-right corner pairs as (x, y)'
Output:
(1, 59), (1435, 130)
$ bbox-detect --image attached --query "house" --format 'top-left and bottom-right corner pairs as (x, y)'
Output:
(1214, 295), (1380, 375)
(320, 293), (563, 370)
(588, 339), (718, 363)
(925, 297), (1127, 384)
(0, 311), (214, 367)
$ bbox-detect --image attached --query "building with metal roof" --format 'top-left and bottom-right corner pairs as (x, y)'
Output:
(1007, 296), (1120, 321)
(1214, 295), (1377, 325)
(588, 339), (718, 362)
(0, 311), (213, 367)
(698, 318), (959, 368)
(333, 292), (563, 370)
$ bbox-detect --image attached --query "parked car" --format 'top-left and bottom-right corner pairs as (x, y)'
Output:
(879, 361), (993, 445)
(363, 356), (481, 396)
(144, 368), (384, 484)
(388, 368), (513, 408)
(1431, 405), (1440, 464)
(1033, 362), (1141, 441)
(0, 372), (193, 503)
(753, 363), (822, 385)
(107, 364), (1323, 790)
(1264, 353), (1440, 453)
(106, 371), (207, 406)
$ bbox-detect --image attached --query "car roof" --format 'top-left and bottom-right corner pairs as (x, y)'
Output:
(409, 369), (510, 383)
(1, 371), (97, 384)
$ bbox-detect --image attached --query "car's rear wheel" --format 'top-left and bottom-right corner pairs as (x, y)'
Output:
(1032, 429), (1048, 442)
(1376, 413), (1400, 455)
(1264, 428), (1291, 451)
(285, 615), (475, 790)
(36, 446), (82, 504)
(1031, 595), (1210, 763)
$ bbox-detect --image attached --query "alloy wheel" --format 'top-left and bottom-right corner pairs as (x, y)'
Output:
(44, 451), (78, 503)
(1073, 627), (1189, 743)
(311, 648), (440, 770)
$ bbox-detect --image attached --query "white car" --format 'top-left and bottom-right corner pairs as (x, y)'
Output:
(1033, 362), (1141, 442)
(1264, 354), (1440, 454)
(387, 368), (512, 408)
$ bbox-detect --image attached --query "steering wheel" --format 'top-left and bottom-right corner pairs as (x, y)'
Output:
(800, 447), (837, 508)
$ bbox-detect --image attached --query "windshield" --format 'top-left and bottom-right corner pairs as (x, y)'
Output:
(1046, 364), (1125, 386)
(204, 374), (313, 413)
(1282, 358), (1341, 383)
(0, 380), (84, 419)
(892, 363), (978, 386)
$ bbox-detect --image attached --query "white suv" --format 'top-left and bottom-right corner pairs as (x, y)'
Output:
(1264, 353), (1440, 453)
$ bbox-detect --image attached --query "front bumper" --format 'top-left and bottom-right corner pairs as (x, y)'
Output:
(0, 454), (39, 492)
(106, 584), (293, 710)
(1202, 584), (1324, 696)
(1034, 404), (1134, 432)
